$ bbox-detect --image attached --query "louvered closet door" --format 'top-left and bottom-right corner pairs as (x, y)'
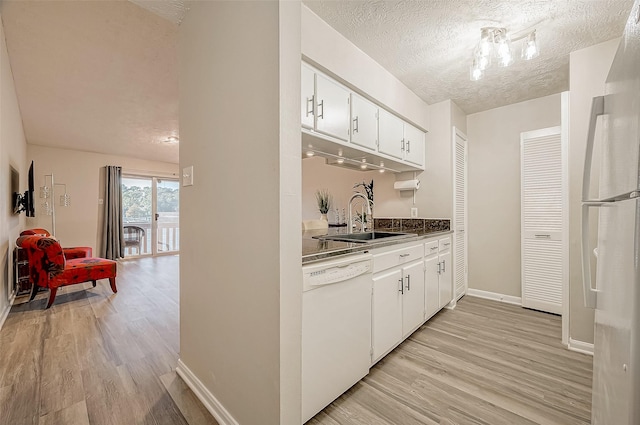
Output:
(454, 130), (467, 299)
(521, 127), (564, 314)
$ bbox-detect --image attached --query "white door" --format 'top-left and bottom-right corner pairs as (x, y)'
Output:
(424, 253), (440, 319)
(401, 260), (425, 338)
(301, 63), (315, 130)
(403, 123), (425, 167)
(350, 93), (378, 151)
(315, 73), (350, 141)
(439, 250), (452, 309)
(521, 127), (564, 314)
(453, 129), (468, 299)
(372, 269), (403, 362)
(378, 109), (404, 159)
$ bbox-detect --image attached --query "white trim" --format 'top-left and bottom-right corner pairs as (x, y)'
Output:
(568, 338), (594, 356)
(175, 359), (239, 425)
(561, 91), (570, 346)
(0, 292), (16, 331)
(467, 288), (522, 306)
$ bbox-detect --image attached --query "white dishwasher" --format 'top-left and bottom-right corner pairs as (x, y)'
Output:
(302, 252), (373, 423)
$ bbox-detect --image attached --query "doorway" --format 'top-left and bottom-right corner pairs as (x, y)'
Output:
(453, 128), (468, 301)
(122, 175), (180, 257)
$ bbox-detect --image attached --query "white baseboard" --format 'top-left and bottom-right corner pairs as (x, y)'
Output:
(0, 292), (16, 332)
(466, 288), (522, 306)
(175, 359), (239, 425)
(568, 338), (594, 356)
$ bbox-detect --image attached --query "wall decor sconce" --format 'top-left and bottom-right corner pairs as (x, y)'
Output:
(40, 174), (70, 237)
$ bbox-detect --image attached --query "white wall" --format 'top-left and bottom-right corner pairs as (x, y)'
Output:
(467, 93), (561, 297)
(0, 14), (27, 326)
(179, 1), (301, 424)
(27, 145), (177, 254)
(302, 156), (393, 221)
(568, 38), (620, 344)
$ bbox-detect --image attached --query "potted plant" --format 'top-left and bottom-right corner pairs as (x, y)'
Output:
(315, 189), (332, 221)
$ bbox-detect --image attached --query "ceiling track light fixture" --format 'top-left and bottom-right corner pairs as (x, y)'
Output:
(470, 27), (539, 81)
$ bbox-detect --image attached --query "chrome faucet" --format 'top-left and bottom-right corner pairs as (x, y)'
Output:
(348, 193), (373, 233)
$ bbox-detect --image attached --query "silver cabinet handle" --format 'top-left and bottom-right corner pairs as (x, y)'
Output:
(405, 274), (410, 291)
(442, 260), (446, 273)
(399, 253), (410, 258)
(401, 139), (405, 151)
(430, 246), (438, 251)
(437, 262), (442, 275)
(443, 242), (450, 246)
(398, 278), (404, 294)
(306, 95), (314, 117)
(406, 140), (410, 153)
(317, 100), (324, 119)
(353, 116), (359, 133)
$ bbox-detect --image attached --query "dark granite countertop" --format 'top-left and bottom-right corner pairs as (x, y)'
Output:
(302, 218), (452, 264)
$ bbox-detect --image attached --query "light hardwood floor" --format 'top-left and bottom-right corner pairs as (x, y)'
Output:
(1, 256), (593, 425)
(310, 296), (593, 425)
(0, 255), (217, 425)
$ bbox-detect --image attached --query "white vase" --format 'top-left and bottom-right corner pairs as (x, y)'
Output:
(320, 213), (328, 221)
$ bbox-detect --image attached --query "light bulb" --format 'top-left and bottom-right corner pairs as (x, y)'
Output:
(336, 157), (345, 164)
(470, 61), (484, 81)
(360, 159), (368, 170)
(522, 31), (539, 60)
(306, 150), (314, 157)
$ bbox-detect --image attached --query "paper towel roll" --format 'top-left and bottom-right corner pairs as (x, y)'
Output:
(394, 179), (420, 191)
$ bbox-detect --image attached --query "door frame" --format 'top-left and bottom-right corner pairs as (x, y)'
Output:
(561, 91), (570, 346)
(121, 172), (180, 258)
(452, 127), (468, 303)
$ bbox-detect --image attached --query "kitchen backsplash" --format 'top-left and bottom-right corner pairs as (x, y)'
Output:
(374, 218), (450, 233)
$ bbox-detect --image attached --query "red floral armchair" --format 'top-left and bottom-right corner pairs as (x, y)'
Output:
(16, 235), (117, 309)
(20, 228), (93, 259)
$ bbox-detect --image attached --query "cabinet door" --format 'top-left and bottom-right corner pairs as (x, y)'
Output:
(350, 93), (378, 151)
(404, 123), (425, 167)
(301, 64), (315, 130)
(315, 73), (350, 141)
(424, 254), (440, 319)
(372, 269), (403, 362)
(439, 251), (452, 309)
(378, 109), (404, 159)
(402, 260), (425, 338)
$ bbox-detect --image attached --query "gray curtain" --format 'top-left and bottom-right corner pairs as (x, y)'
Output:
(101, 166), (124, 259)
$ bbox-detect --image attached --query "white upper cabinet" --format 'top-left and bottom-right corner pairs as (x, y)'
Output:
(404, 123), (425, 167)
(378, 109), (405, 160)
(315, 73), (350, 142)
(301, 62), (426, 172)
(350, 93), (378, 151)
(301, 64), (315, 130)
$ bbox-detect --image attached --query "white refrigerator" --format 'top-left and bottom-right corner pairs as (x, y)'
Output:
(581, 1), (640, 423)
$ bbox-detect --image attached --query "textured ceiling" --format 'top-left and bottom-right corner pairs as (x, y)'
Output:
(0, 0), (179, 163)
(0, 1), (633, 165)
(303, 0), (633, 114)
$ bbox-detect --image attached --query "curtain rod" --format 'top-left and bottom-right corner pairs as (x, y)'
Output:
(121, 168), (179, 178)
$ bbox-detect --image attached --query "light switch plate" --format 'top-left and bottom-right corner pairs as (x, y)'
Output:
(182, 166), (194, 186)
(410, 207), (418, 218)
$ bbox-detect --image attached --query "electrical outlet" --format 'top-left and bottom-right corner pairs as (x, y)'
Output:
(411, 207), (418, 218)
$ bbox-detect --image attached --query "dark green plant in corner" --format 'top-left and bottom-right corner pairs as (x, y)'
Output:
(315, 189), (332, 214)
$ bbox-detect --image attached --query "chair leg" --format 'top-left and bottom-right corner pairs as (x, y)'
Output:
(29, 283), (39, 302)
(46, 288), (58, 309)
(92, 280), (97, 287)
(109, 277), (117, 293)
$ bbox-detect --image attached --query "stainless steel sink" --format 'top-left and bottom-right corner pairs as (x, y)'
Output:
(313, 231), (416, 244)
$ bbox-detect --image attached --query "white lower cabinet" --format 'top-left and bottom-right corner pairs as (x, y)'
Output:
(371, 242), (425, 363)
(425, 237), (453, 319)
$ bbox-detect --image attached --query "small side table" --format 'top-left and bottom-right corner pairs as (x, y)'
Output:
(14, 247), (31, 295)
